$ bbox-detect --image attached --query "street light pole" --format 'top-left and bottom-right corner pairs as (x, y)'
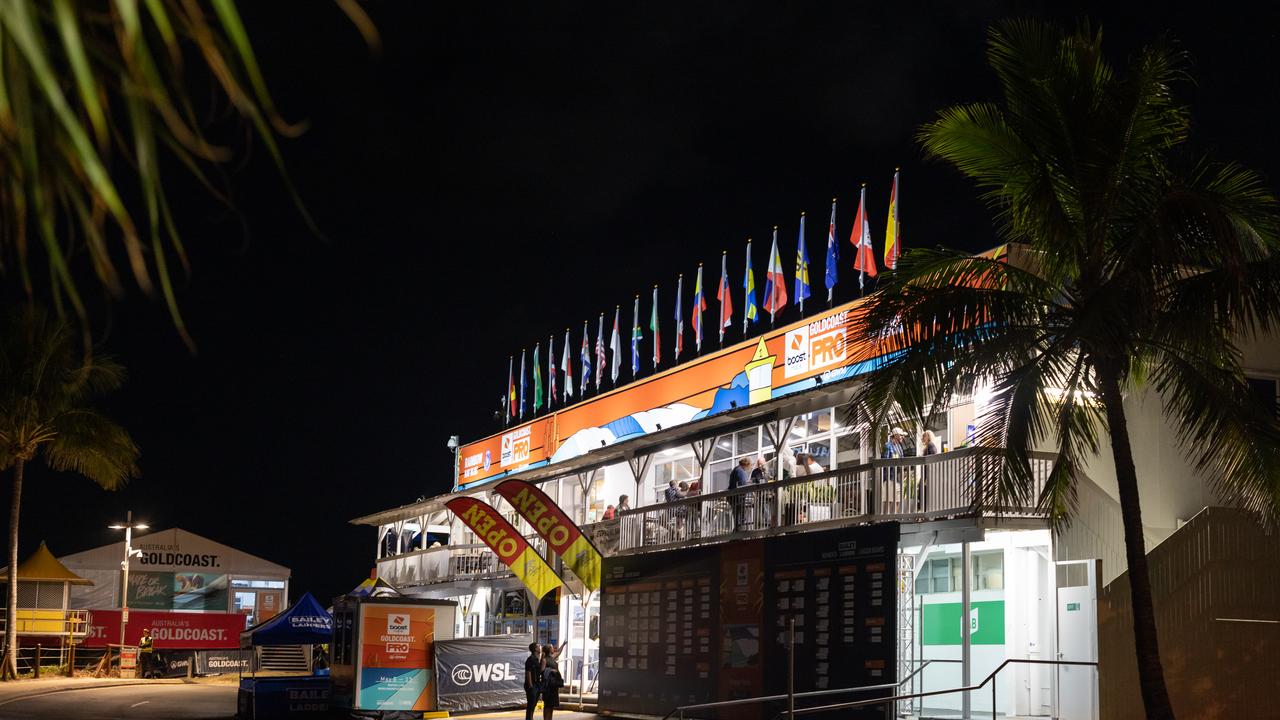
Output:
(109, 511), (148, 648)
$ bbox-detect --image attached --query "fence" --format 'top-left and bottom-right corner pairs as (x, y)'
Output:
(1099, 507), (1280, 719)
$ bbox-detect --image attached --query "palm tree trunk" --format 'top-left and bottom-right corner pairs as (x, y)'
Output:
(4, 460), (22, 680)
(1098, 367), (1175, 719)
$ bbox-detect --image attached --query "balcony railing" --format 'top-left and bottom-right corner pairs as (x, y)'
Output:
(377, 447), (1054, 586)
(0, 609), (91, 637)
(612, 447), (1055, 553)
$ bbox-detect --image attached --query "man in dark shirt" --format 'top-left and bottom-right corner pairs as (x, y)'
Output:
(524, 642), (543, 720)
(728, 457), (752, 531)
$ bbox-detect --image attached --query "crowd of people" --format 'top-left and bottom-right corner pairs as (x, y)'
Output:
(593, 428), (946, 536)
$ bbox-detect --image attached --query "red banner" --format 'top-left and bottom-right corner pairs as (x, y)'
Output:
(444, 497), (562, 599)
(494, 479), (602, 591)
(84, 610), (247, 649)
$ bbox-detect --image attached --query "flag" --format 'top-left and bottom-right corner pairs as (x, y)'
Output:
(519, 348), (527, 420)
(631, 295), (642, 377)
(547, 335), (557, 406)
(562, 328), (573, 400)
(743, 239), (758, 333)
(795, 212), (811, 313)
(674, 274), (684, 361)
(852, 183), (878, 292)
(610, 306), (621, 383)
(507, 355), (516, 420)
(595, 313), (606, 390)
(763, 226), (788, 320)
(532, 343), (543, 414)
(824, 198), (838, 302)
(716, 252), (733, 343)
(650, 285), (660, 369)
(580, 321), (590, 396)
(693, 264), (707, 353)
(884, 168), (901, 270)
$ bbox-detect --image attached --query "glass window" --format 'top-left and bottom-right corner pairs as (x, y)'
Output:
(735, 429), (760, 456)
(974, 551), (1004, 590)
(708, 459), (733, 493)
(806, 440), (831, 471)
(836, 432), (861, 469)
(1248, 376), (1279, 419)
(711, 435), (734, 462)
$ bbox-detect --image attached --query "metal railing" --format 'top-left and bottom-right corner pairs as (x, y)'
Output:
(375, 447), (1055, 585)
(779, 658), (1098, 718)
(618, 447), (1055, 553)
(376, 534), (551, 587)
(0, 608), (91, 637)
(662, 659), (946, 720)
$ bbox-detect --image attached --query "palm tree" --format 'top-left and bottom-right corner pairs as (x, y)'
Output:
(0, 306), (139, 679)
(849, 21), (1280, 720)
(0, 1), (376, 347)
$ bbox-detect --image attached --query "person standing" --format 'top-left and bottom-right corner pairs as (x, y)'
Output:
(617, 495), (631, 512)
(728, 457), (752, 531)
(137, 628), (155, 678)
(541, 641), (567, 720)
(920, 431), (939, 511)
(751, 457), (773, 528)
(524, 642), (543, 720)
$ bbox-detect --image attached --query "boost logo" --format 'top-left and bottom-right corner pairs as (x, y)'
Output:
(386, 613), (410, 636)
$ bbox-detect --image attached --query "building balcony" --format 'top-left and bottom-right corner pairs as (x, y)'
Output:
(376, 447), (1055, 590)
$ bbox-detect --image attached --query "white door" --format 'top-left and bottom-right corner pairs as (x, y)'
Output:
(1055, 560), (1098, 720)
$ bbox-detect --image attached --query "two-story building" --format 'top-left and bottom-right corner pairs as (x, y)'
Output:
(352, 245), (1279, 719)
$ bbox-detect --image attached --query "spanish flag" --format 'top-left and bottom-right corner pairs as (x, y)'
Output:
(884, 168), (901, 270)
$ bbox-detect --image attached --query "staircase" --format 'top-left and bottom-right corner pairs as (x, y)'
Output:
(257, 645), (311, 673)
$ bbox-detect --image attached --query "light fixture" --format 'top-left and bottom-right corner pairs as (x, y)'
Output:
(447, 435), (460, 451)
(730, 400), (738, 408)
(655, 423), (663, 430)
(600, 439), (607, 447)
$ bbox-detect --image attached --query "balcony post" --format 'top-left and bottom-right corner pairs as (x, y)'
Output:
(962, 541), (972, 719)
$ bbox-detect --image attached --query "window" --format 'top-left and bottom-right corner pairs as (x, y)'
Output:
(1248, 376), (1279, 419)
(836, 432), (862, 468)
(915, 551), (1004, 594)
(974, 552), (1004, 590)
(653, 455), (698, 492)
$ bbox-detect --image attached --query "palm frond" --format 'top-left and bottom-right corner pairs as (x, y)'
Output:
(43, 409), (139, 491)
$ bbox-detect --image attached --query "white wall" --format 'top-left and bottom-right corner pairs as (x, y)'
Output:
(912, 530), (1051, 718)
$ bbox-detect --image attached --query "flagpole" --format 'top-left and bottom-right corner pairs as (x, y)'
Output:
(829, 198), (836, 308)
(798, 213), (805, 318)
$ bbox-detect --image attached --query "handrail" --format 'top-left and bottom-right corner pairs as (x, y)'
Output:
(661, 658), (944, 720)
(779, 658), (1098, 718)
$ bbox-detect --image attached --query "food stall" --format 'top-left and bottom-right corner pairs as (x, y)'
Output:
(236, 592), (332, 719)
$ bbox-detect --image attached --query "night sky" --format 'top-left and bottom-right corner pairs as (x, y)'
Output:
(8, 2), (1280, 605)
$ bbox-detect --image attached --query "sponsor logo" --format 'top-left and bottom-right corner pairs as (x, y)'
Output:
(386, 614), (410, 636)
(784, 312), (848, 378)
(500, 426), (531, 467)
(385, 642), (410, 654)
(483, 449), (492, 471)
(451, 662), (513, 687)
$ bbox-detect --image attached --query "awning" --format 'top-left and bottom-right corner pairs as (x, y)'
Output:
(239, 592), (332, 648)
(0, 542), (93, 585)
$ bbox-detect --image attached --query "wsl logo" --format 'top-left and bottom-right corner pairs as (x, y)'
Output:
(451, 662), (513, 687)
(386, 613), (410, 636)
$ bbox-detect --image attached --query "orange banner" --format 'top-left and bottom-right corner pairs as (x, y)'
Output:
(459, 298), (878, 489)
(444, 497), (562, 599)
(495, 479), (602, 592)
